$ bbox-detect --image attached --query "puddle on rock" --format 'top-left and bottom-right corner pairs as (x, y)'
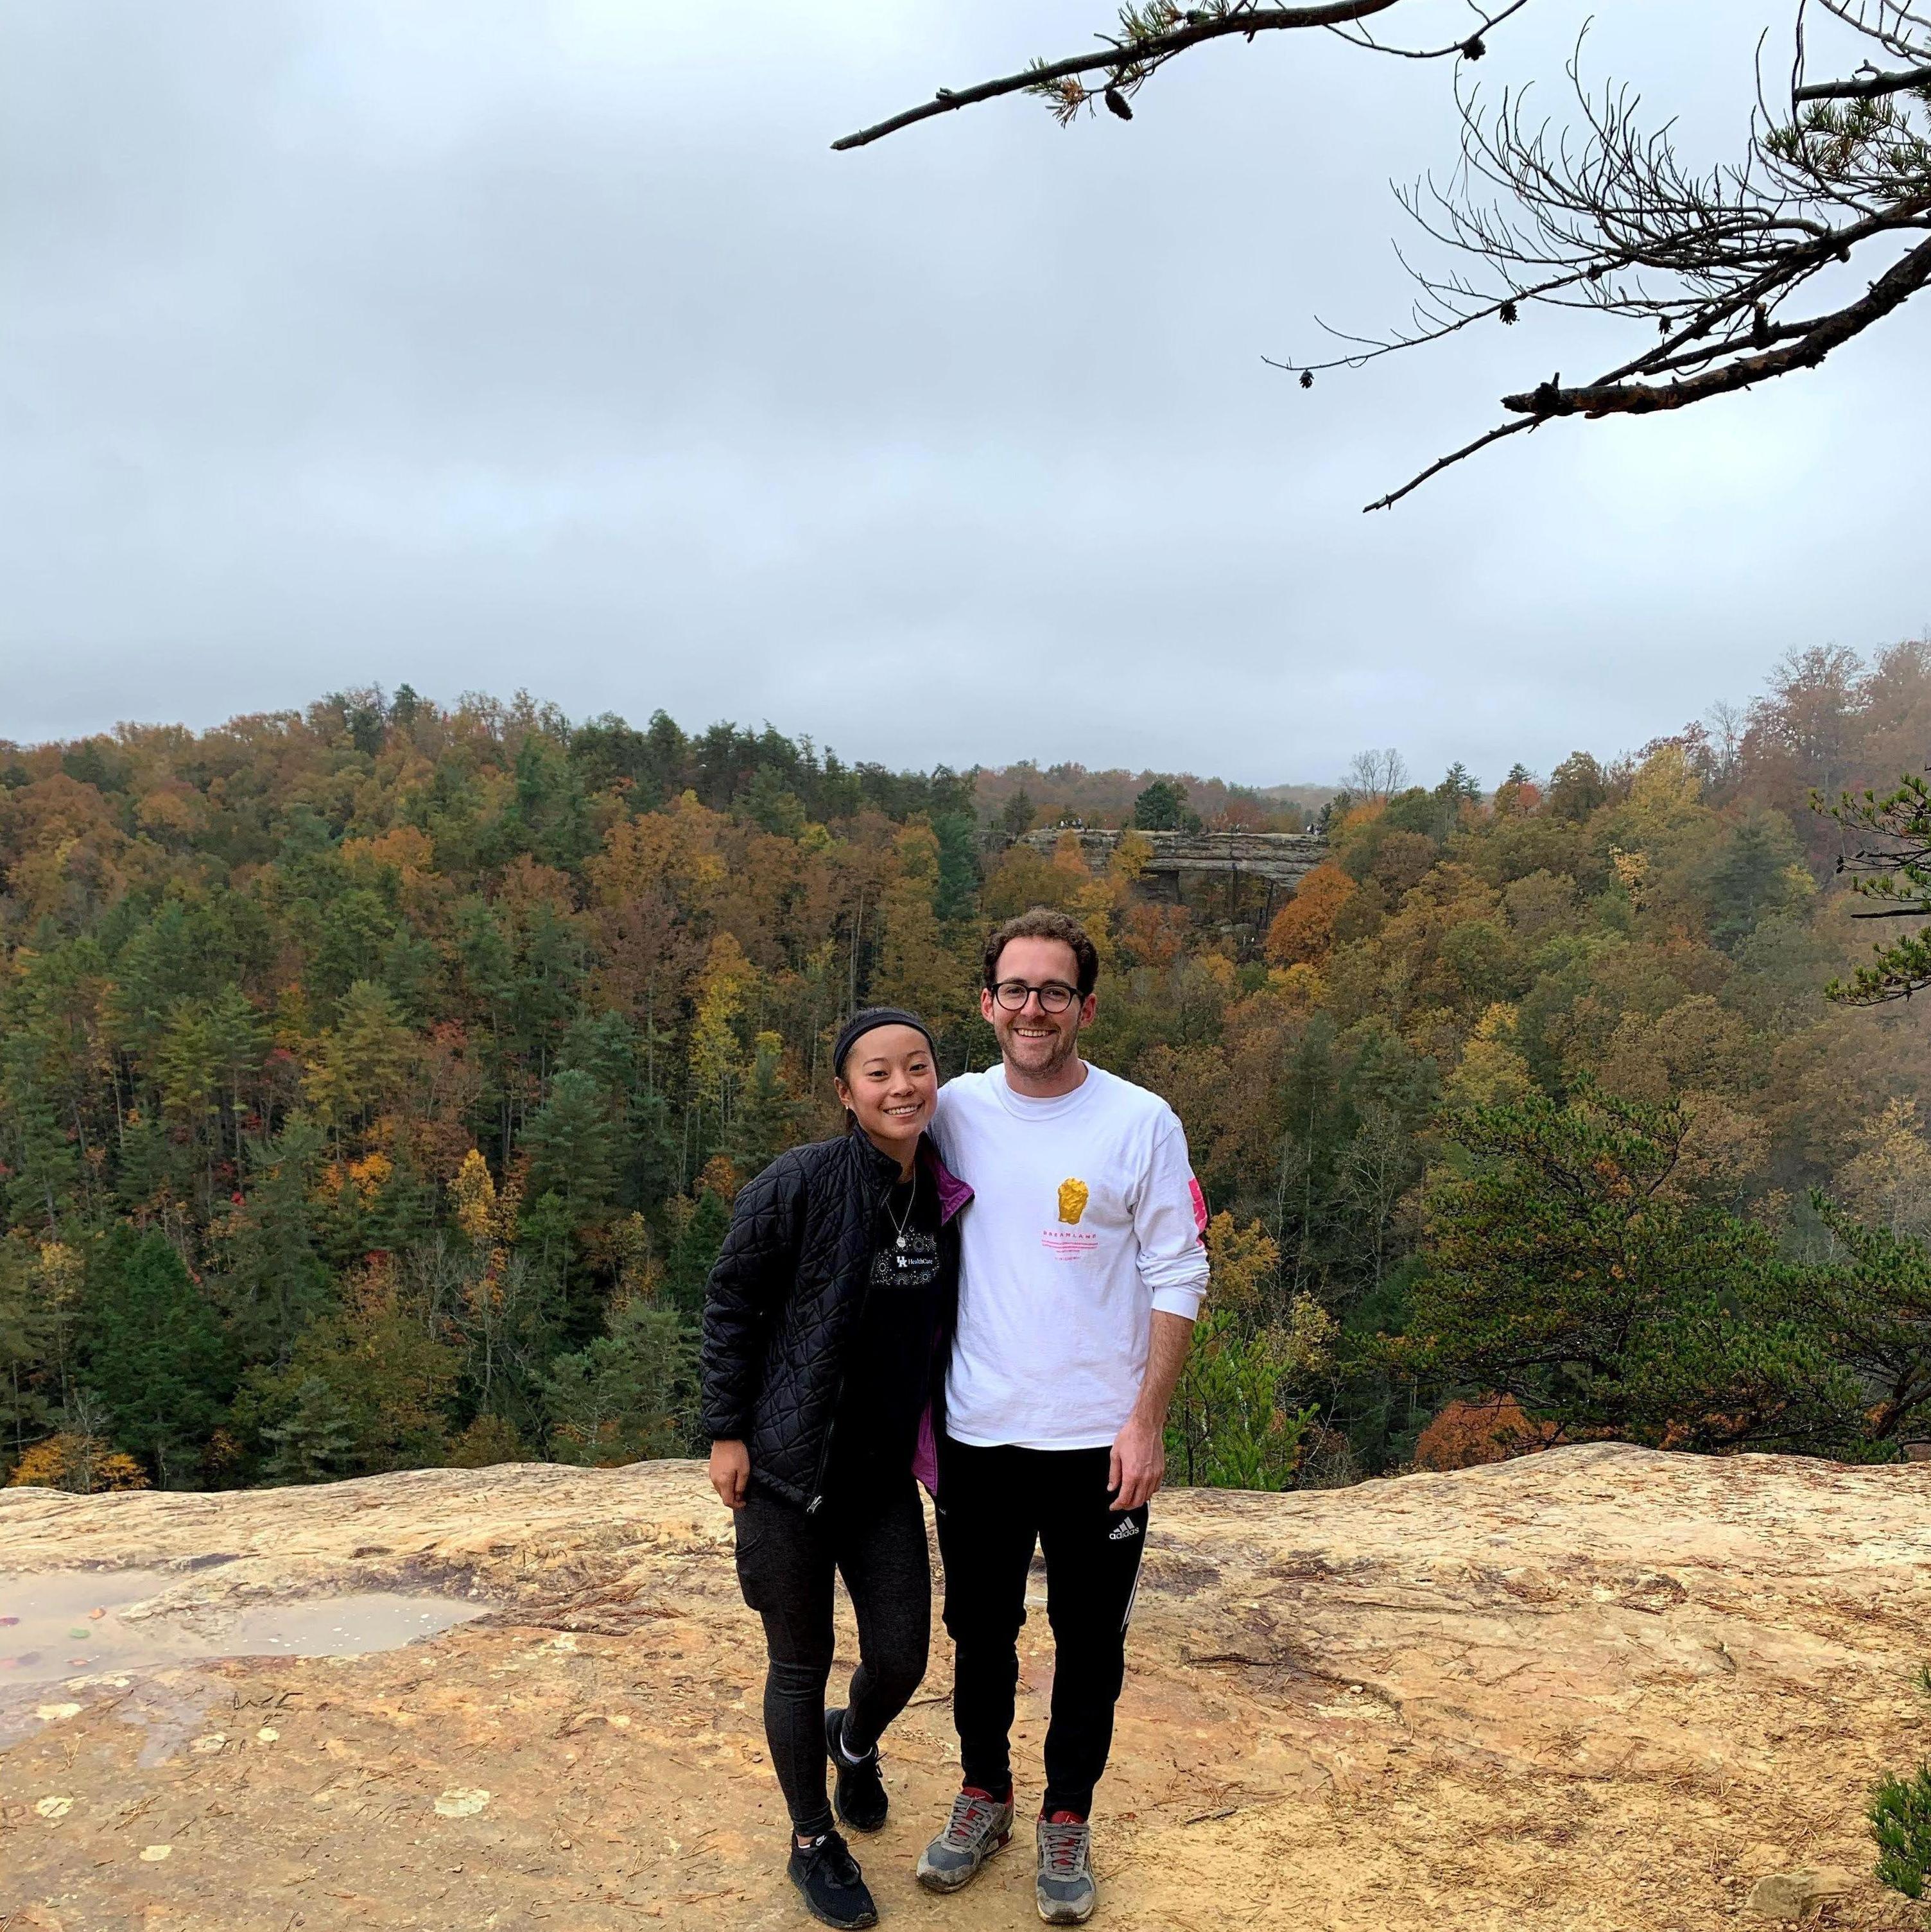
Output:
(0, 1569), (487, 1687)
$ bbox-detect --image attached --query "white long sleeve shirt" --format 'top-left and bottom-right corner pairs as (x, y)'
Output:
(935, 1062), (1209, 1452)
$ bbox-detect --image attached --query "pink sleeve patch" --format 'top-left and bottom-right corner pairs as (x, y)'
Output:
(1189, 1176), (1209, 1238)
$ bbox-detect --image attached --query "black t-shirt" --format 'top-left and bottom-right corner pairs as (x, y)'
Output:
(825, 1172), (946, 1501)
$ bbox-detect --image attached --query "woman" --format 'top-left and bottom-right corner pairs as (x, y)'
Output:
(700, 1006), (969, 1930)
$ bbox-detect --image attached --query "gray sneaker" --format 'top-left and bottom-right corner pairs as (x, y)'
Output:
(1035, 1815), (1095, 1924)
(915, 1787), (1015, 1893)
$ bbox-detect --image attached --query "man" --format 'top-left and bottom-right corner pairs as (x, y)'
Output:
(917, 907), (1208, 1924)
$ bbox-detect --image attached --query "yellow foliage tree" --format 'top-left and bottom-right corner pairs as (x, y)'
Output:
(874, 823), (968, 1022)
(8, 1432), (150, 1493)
(1264, 962), (1326, 1009)
(451, 1148), (500, 1246)
(35, 1240), (84, 1305)
(304, 981), (414, 1131)
(1449, 1004), (1534, 1108)
(588, 790), (728, 914)
(689, 932), (756, 1122)
(980, 833), (1092, 919)
(1842, 1098), (1931, 1238)
(1206, 1210), (1277, 1313)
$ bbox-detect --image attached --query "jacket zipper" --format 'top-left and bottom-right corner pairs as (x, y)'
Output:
(806, 1400), (842, 1515)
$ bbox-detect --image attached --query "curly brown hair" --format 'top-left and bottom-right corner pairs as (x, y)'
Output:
(981, 908), (1100, 1000)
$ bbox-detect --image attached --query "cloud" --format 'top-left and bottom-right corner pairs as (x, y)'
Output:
(1, 0), (1923, 787)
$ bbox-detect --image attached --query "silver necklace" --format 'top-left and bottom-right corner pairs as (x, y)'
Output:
(887, 1170), (918, 1266)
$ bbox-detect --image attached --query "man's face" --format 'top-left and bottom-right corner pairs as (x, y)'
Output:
(982, 936), (1095, 1080)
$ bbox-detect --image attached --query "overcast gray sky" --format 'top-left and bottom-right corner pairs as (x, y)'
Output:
(1, 0), (1923, 787)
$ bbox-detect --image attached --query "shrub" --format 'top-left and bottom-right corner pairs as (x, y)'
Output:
(6, 1432), (150, 1493)
(1413, 1394), (1558, 1471)
(1872, 1764), (1931, 1901)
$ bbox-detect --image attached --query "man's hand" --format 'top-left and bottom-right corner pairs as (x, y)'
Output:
(1107, 1413), (1166, 1513)
(709, 1438), (751, 1510)
(1109, 1310), (1192, 1512)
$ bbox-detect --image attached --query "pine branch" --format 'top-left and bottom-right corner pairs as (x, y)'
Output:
(831, 1), (1407, 151)
(1796, 61), (1931, 102)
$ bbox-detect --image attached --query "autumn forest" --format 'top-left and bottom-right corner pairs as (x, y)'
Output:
(6, 639), (1931, 1495)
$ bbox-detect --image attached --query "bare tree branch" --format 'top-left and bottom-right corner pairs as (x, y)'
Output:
(1326, 0), (1533, 60)
(1498, 229), (1931, 416)
(1361, 415), (1537, 511)
(832, 0), (1414, 151)
(836, 0), (1931, 509)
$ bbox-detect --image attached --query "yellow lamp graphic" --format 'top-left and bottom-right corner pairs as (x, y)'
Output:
(1057, 1178), (1089, 1226)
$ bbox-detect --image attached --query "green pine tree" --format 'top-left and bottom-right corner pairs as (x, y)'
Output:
(1396, 1087), (1857, 1451)
(1133, 778), (1188, 831)
(542, 1298), (694, 1464)
(80, 1231), (236, 1486)
(263, 1374), (358, 1483)
(524, 1069), (619, 1224)
(661, 1186), (732, 1318)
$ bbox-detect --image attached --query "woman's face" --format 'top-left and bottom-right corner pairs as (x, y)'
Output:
(834, 1025), (939, 1151)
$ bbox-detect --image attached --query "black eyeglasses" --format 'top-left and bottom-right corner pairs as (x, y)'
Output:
(992, 980), (1078, 1014)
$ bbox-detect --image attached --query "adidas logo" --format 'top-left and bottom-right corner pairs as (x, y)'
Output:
(1107, 1518), (1141, 1541)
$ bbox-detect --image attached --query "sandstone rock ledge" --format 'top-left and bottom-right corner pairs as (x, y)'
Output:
(3, 1443), (1928, 1931)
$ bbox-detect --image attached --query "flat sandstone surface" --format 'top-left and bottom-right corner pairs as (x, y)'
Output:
(1, 1442), (1925, 1930)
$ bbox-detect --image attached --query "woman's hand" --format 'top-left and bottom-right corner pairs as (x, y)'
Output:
(709, 1438), (752, 1510)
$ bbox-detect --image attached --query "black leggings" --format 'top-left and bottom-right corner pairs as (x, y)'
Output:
(733, 1481), (931, 1836)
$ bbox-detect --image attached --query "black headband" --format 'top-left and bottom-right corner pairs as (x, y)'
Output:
(833, 1007), (938, 1078)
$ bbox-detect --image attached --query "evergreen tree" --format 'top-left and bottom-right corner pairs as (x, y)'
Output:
(313, 889), (399, 1005)
(523, 1068), (619, 1223)
(1167, 1310), (1320, 1490)
(542, 1298), (693, 1463)
(1706, 805), (1808, 949)
(304, 981), (414, 1133)
(1133, 778), (1188, 831)
(216, 1118), (333, 1364)
(1398, 1088), (1855, 1450)
(1873, 1766), (1931, 1904)
(661, 1187), (732, 1318)
(1792, 1199), (1931, 1446)
(263, 1375), (358, 1483)
(727, 1032), (806, 1180)
(0, 1239), (55, 1465)
(205, 982), (268, 1161)
(80, 1233), (236, 1486)
(931, 810), (981, 921)
(0, 1034), (82, 1231)
(740, 764), (808, 839)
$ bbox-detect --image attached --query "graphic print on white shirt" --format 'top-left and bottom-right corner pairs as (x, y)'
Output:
(934, 1063), (1209, 1452)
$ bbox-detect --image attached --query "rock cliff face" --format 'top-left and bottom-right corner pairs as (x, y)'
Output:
(1016, 828), (1326, 907)
(3, 1443), (1927, 1931)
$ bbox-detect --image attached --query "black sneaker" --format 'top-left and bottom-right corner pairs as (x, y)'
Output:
(825, 1706), (888, 1832)
(788, 1829), (878, 1930)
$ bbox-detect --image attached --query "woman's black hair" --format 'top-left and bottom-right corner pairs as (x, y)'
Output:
(832, 1007), (937, 1079)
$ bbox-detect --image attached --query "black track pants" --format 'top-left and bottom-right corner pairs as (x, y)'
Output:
(733, 1482), (931, 1837)
(935, 1434), (1148, 1820)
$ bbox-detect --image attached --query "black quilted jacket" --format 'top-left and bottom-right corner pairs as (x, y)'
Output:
(699, 1129), (971, 1511)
